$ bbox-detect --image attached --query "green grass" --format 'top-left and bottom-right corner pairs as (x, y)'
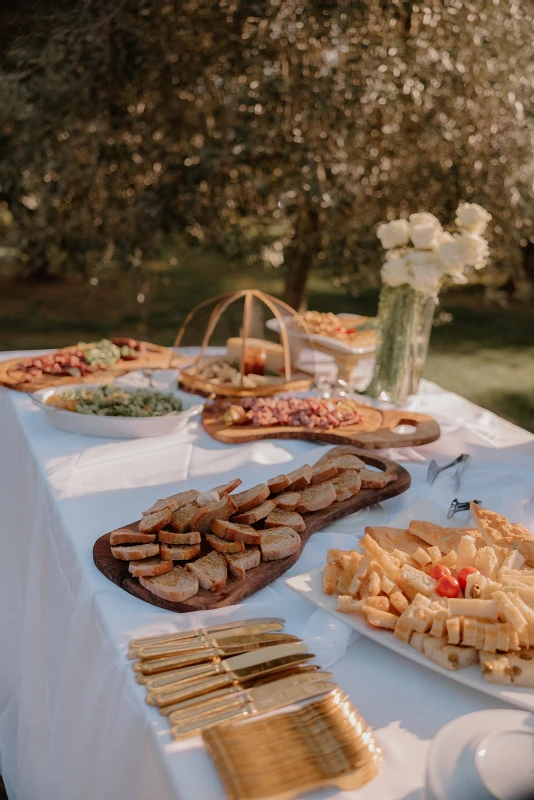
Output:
(1, 246), (533, 432)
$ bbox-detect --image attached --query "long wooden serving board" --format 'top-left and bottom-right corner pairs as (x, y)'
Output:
(0, 341), (175, 392)
(202, 397), (440, 450)
(93, 446), (411, 612)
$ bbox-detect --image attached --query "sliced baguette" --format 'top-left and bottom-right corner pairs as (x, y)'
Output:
(232, 484), (270, 513)
(160, 543), (201, 561)
(260, 527), (301, 561)
(267, 474), (291, 494)
(206, 533), (246, 554)
(109, 527), (157, 545)
(275, 491), (301, 511)
(210, 519), (262, 545)
(323, 454), (366, 472)
(158, 530), (201, 545)
(311, 463), (339, 484)
(286, 465), (312, 491)
(231, 499), (276, 525)
(138, 507), (173, 534)
(264, 510), (305, 533)
(142, 490), (199, 516)
(225, 546), (261, 579)
(140, 565), (199, 602)
(211, 478), (242, 495)
(128, 557), (174, 577)
(169, 504), (198, 533)
(141, 498), (174, 517)
(186, 551), (227, 592)
(296, 482), (336, 513)
(331, 471), (362, 502)
(111, 543), (160, 561)
(359, 469), (395, 489)
(190, 494), (237, 534)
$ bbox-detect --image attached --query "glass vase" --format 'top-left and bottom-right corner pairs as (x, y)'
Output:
(365, 284), (437, 405)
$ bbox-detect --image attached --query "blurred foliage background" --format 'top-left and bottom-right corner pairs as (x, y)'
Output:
(0, 0), (533, 429)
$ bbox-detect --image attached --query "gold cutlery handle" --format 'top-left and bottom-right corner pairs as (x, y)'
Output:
(149, 672), (234, 708)
(135, 648), (221, 676)
(171, 705), (249, 739)
(168, 693), (247, 723)
(134, 638), (213, 661)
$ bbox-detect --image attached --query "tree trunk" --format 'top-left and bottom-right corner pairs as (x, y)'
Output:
(283, 206), (319, 311)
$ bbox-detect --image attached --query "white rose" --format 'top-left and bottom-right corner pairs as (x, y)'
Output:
(409, 224), (443, 250)
(438, 239), (469, 271)
(454, 231), (489, 268)
(410, 264), (442, 295)
(409, 212), (441, 229)
(377, 219), (410, 250)
(381, 256), (411, 287)
(455, 202), (492, 235)
(406, 250), (438, 266)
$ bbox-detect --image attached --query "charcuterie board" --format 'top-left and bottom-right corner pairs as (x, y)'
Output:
(202, 397), (440, 450)
(93, 446), (411, 612)
(0, 340), (174, 392)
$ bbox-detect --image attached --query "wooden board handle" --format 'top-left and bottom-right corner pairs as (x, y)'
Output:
(354, 410), (440, 449)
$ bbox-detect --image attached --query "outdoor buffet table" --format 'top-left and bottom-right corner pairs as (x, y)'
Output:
(1, 350), (533, 800)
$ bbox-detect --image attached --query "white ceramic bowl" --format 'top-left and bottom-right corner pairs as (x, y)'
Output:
(31, 384), (203, 439)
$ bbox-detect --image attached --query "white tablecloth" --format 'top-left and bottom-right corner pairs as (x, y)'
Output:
(1, 352), (533, 800)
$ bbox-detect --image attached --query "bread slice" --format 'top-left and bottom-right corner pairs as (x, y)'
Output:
(170, 504), (198, 533)
(128, 557), (174, 577)
(260, 527), (301, 561)
(296, 482), (336, 513)
(365, 526), (424, 556)
(139, 507), (173, 534)
(158, 530), (201, 545)
(141, 498), (174, 517)
(186, 551), (227, 592)
(286, 465), (312, 491)
(267, 474), (291, 494)
(225, 546), (261, 579)
(323, 454), (366, 472)
(275, 491), (301, 511)
(211, 478), (242, 495)
(358, 469), (395, 489)
(111, 543), (160, 560)
(109, 526), (157, 545)
(210, 519), (262, 545)
(331, 471), (362, 502)
(264, 510), (305, 533)
(231, 499), (276, 525)
(190, 494), (237, 534)
(232, 484), (270, 513)
(311, 463), (339, 485)
(160, 543), (201, 561)
(142, 490), (199, 516)
(140, 565), (199, 602)
(206, 533), (246, 554)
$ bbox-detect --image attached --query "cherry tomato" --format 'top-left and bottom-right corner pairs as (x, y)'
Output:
(430, 564), (451, 580)
(457, 566), (479, 590)
(435, 575), (461, 598)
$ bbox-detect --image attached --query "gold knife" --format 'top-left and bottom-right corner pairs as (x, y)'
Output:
(146, 642), (312, 707)
(133, 632), (299, 676)
(134, 631), (298, 662)
(171, 678), (337, 739)
(166, 670), (334, 721)
(128, 617), (285, 657)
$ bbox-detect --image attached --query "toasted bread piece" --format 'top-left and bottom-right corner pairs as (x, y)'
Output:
(330, 471), (362, 502)
(170, 504), (198, 533)
(296, 482), (336, 513)
(323, 562), (343, 595)
(158, 530), (201, 545)
(423, 635), (478, 671)
(142, 490), (199, 516)
(311, 463), (339, 485)
(111, 543), (160, 561)
(128, 557), (174, 577)
(139, 507), (173, 534)
(211, 478), (242, 495)
(260, 527), (301, 561)
(408, 520), (482, 554)
(206, 533), (246, 554)
(141, 498), (174, 517)
(267, 474), (291, 494)
(264, 509), (305, 533)
(324, 454), (366, 472)
(231, 499), (276, 525)
(160, 543), (201, 561)
(365, 526), (425, 557)
(139, 565), (199, 602)
(225, 546), (261, 579)
(358, 469), (395, 489)
(471, 504), (534, 568)
(286, 465), (312, 491)
(232, 484), (270, 513)
(275, 491), (301, 511)
(186, 551), (227, 592)
(210, 518), (262, 545)
(190, 494), (237, 534)
(110, 526), (157, 546)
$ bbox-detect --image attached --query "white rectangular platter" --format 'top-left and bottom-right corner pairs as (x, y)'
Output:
(286, 564), (534, 712)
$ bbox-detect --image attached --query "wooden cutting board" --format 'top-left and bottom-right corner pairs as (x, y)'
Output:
(0, 341), (176, 392)
(202, 397), (440, 450)
(93, 446), (411, 612)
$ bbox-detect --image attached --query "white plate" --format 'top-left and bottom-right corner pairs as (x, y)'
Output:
(425, 709), (534, 800)
(267, 314), (377, 356)
(31, 385), (203, 439)
(285, 500), (534, 713)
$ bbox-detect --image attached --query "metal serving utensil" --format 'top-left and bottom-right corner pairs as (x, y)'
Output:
(447, 498), (481, 520)
(427, 454), (470, 490)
